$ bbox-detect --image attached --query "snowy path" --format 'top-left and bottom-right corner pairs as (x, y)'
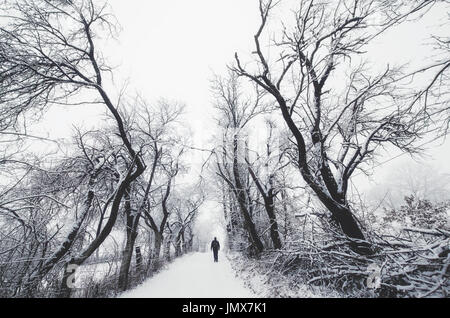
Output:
(120, 252), (256, 298)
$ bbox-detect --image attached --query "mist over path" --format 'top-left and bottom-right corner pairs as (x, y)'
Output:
(120, 252), (256, 298)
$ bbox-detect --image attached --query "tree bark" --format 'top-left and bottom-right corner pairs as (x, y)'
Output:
(266, 81), (369, 253)
(119, 150), (159, 291)
(234, 28), (371, 252)
(247, 164), (282, 249)
(24, 172), (97, 297)
(163, 237), (171, 262)
(152, 233), (163, 270)
(232, 136), (264, 254)
(264, 194), (282, 249)
(118, 187), (140, 291)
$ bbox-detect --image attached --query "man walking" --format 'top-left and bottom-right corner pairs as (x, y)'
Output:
(210, 237), (220, 262)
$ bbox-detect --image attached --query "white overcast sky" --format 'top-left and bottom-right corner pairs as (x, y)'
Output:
(32, 0), (450, 215)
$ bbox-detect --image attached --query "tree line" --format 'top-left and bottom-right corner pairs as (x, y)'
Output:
(208, 0), (449, 297)
(0, 0), (449, 298)
(0, 0), (203, 297)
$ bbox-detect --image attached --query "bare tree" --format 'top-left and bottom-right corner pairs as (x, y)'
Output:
(143, 157), (181, 269)
(212, 71), (268, 254)
(117, 98), (183, 291)
(0, 0), (146, 294)
(245, 120), (288, 249)
(169, 188), (204, 257)
(232, 0), (450, 253)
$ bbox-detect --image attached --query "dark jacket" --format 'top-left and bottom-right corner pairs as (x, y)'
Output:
(211, 239), (220, 251)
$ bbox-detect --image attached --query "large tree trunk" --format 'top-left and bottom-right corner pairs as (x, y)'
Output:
(163, 238), (171, 262)
(152, 233), (163, 270)
(175, 240), (181, 257)
(233, 187), (264, 254)
(59, 169), (143, 297)
(271, 90), (370, 253)
(300, 169), (371, 253)
(264, 195), (282, 249)
(233, 181), (264, 251)
(181, 231), (187, 255)
(302, 171), (365, 240)
(118, 225), (139, 291)
(59, 263), (72, 298)
(247, 164), (282, 250)
(118, 187), (140, 292)
(231, 136), (264, 254)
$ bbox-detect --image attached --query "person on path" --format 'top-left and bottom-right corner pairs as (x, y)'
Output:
(211, 237), (220, 262)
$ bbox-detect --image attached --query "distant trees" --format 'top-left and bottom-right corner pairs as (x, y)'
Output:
(166, 188), (203, 258)
(117, 98), (184, 291)
(212, 72), (268, 254)
(212, 72), (301, 253)
(231, 0), (450, 253)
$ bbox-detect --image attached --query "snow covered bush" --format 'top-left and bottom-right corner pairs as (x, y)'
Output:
(383, 195), (450, 230)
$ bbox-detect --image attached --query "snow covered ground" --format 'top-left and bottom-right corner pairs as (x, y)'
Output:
(119, 252), (257, 298)
(228, 253), (333, 298)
